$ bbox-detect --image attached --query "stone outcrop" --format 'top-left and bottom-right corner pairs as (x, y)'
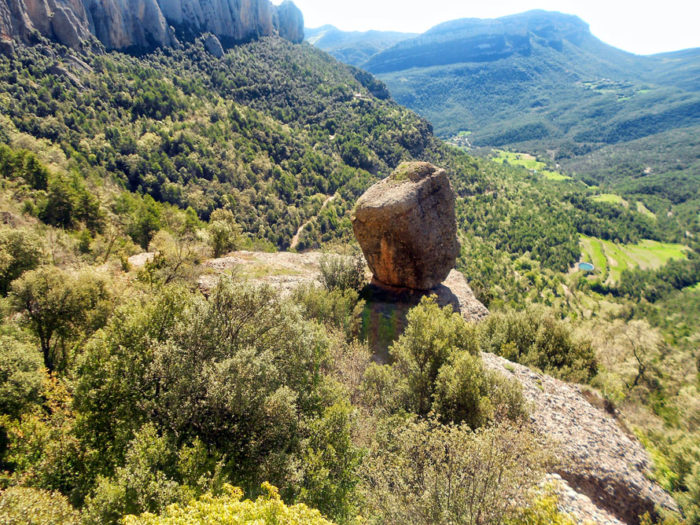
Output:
(85, 0), (176, 50)
(0, 0), (93, 52)
(352, 162), (460, 290)
(274, 0), (303, 44)
(482, 352), (679, 524)
(0, 0), (304, 52)
(203, 32), (224, 57)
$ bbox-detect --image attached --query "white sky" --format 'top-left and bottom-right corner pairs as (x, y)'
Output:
(274, 0), (700, 55)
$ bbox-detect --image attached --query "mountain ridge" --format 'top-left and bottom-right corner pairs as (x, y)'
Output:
(0, 0), (304, 53)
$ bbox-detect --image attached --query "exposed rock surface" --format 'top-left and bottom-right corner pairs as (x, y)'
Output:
(274, 0), (303, 44)
(352, 162), (460, 290)
(0, 0), (304, 51)
(482, 352), (679, 524)
(0, 0), (93, 51)
(203, 32), (224, 57)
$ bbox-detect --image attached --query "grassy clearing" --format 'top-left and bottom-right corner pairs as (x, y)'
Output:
(591, 193), (627, 206)
(579, 235), (689, 283)
(636, 201), (656, 219)
(493, 150), (572, 180)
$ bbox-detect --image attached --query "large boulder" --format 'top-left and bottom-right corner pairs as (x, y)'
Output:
(352, 162), (459, 290)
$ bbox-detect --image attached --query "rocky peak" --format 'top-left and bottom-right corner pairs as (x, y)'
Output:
(0, 0), (304, 53)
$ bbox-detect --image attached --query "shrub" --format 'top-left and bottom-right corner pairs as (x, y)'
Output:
(433, 351), (527, 428)
(479, 307), (597, 383)
(123, 483), (335, 525)
(0, 486), (80, 525)
(318, 253), (366, 292)
(361, 419), (545, 525)
(82, 424), (185, 525)
(292, 284), (365, 340)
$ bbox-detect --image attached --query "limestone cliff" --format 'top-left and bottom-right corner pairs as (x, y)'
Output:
(0, 0), (303, 52)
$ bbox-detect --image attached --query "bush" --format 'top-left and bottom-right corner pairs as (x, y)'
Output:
(479, 307), (597, 383)
(361, 419), (545, 525)
(123, 483), (335, 525)
(292, 284), (365, 340)
(505, 489), (577, 524)
(318, 253), (366, 292)
(369, 297), (527, 428)
(82, 424), (185, 525)
(433, 351), (527, 428)
(0, 486), (80, 525)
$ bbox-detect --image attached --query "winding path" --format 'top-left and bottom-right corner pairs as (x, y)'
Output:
(290, 194), (337, 250)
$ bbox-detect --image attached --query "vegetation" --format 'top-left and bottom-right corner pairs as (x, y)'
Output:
(124, 483), (335, 525)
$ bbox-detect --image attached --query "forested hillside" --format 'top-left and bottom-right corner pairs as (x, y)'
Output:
(0, 25), (699, 525)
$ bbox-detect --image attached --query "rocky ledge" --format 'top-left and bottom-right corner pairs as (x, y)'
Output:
(483, 352), (679, 524)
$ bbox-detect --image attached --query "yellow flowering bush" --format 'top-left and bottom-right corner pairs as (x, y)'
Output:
(124, 483), (336, 525)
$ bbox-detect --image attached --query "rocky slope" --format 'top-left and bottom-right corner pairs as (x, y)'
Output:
(0, 0), (303, 53)
(483, 352), (679, 524)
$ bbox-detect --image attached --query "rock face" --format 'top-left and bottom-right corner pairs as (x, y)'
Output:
(482, 352), (679, 524)
(352, 162), (460, 290)
(274, 0), (303, 44)
(0, 0), (304, 51)
(0, 0), (93, 51)
(85, 0), (175, 50)
(203, 32), (224, 57)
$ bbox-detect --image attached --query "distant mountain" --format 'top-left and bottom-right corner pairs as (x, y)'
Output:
(305, 25), (416, 66)
(305, 10), (700, 205)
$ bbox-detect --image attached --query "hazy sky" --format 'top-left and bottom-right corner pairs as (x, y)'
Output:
(275, 0), (700, 55)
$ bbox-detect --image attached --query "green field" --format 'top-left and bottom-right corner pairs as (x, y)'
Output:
(579, 235), (689, 283)
(591, 193), (627, 206)
(493, 150), (572, 180)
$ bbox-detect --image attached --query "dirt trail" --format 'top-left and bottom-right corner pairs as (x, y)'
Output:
(290, 194), (337, 250)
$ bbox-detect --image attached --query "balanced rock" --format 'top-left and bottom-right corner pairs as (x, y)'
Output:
(352, 162), (459, 290)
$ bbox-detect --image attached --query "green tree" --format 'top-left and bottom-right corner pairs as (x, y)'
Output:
(10, 267), (112, 371)
(208, 208), (242, 257)
(0, 227), (44, 296)
(75, 278), (332, 493)
(0, 335), (44, 418)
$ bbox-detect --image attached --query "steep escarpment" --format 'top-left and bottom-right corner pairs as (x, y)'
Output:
(0, 0), (303, 52)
